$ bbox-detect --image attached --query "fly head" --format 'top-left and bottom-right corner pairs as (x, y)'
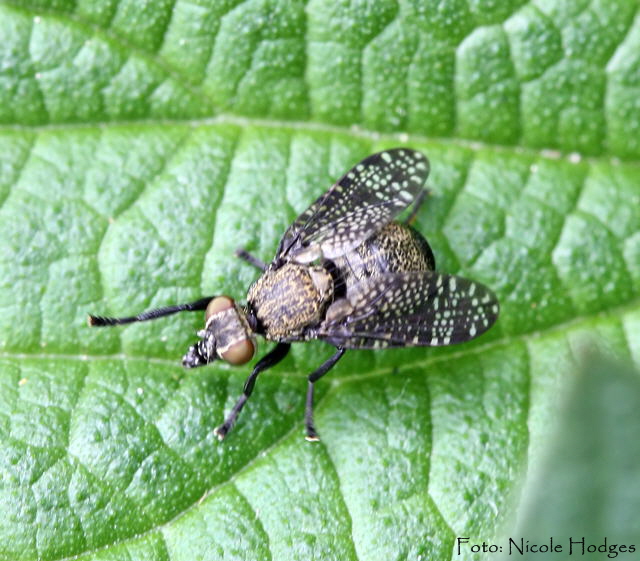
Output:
(182, 296), (257, 368)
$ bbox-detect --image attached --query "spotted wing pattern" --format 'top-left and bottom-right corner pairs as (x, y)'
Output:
(277, 148), (429, 262)
(317, 271), (499, 349)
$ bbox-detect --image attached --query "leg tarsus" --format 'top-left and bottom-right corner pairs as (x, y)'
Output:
(235, 248), (267, 271)
(304, 347), (345, 440)
(213, 394), (247, 440)
(214, 342), (291, 440)
(305, 380), (320, 442)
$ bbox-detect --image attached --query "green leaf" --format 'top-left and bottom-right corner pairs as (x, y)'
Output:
(0, 2), (639, 561)
(504, 354), (640, 560)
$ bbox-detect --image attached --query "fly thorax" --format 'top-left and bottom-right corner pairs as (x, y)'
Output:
(247, 263), (333, 339)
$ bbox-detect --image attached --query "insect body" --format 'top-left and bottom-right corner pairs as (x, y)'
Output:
(89, 149), (499, 441)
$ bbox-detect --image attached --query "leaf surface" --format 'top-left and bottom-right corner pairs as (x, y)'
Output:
(507, 355), (640, 560)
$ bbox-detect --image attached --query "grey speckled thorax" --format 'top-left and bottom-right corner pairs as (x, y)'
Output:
(247, 262), (333, 340)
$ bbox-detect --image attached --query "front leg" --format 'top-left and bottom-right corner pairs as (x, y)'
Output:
(214, 342), (291, 440)
(89, 296), (214, 326)
(305, 347), (346, 441)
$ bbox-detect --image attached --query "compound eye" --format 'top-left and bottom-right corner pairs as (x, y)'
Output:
(221, 338), (256, 365)
(205, 296), (235, 322)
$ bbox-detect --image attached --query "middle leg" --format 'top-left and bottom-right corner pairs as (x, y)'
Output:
(305, 347), (346, 441)
(404, 188), (430, 226)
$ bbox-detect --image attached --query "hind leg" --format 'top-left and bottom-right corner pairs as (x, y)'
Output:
(404, 188), (430, 226)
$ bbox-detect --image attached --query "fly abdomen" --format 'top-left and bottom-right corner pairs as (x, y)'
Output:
(333, 221), (435, 287)
(364, 222), (435, 273)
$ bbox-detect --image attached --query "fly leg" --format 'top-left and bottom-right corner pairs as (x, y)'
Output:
(305, 347), (346, 441)
(214, 342), (291, 440)
(235, 248), (267, 271)
(88, 296), (213, 326)
(404, 188), (430, 226)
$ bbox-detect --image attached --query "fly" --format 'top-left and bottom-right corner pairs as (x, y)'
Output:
(89, 148), (499, 441)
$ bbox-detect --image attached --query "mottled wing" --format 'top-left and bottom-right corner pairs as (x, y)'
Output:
(317, 271), (499, 349)
(277, 148), (429, 262)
